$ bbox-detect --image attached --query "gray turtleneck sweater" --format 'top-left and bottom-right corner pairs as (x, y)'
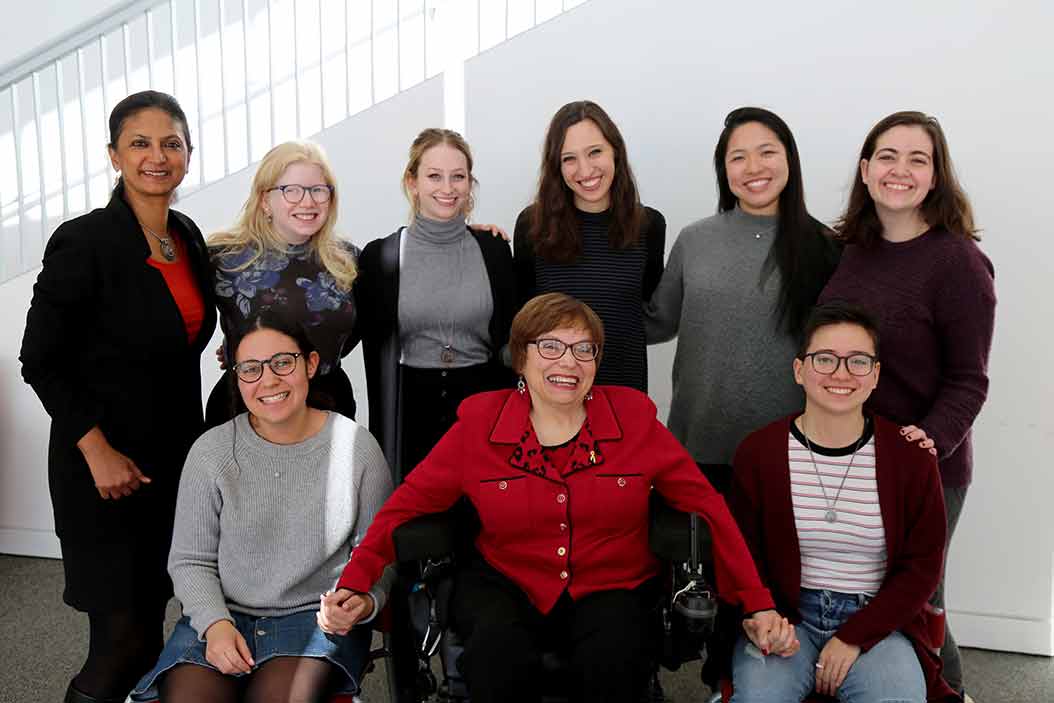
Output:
(644, 207), (802, 465)
(169, 412), (396, 638)
(398, 215), (493, 368)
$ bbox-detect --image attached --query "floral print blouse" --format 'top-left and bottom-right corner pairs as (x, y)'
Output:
(211, 240), (359, 376)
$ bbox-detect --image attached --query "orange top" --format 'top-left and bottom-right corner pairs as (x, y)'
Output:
(147, 237), (206, 344)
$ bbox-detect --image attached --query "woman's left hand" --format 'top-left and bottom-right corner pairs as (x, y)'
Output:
(814, 636), (860, 696)
(469, 223), (510, 241)
(317, 588), (374, 635)
(900, 425), (938, 456)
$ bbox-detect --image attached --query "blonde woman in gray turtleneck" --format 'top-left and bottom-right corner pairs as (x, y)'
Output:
(355, 128), (516, 483)
(644, 108), (839, 493)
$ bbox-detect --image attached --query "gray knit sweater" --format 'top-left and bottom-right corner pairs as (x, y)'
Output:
(644, 208), (802, 465)
(169, 412), (396, 638)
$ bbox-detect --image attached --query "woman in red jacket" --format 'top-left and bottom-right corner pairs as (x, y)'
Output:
(321, 293), (789, 703)
(729, 301), (955, 702)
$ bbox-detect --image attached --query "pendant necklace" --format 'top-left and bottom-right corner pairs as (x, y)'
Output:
(438, 234), (465, 365)
(800, 416), (865, 524)
(141, 221), (176, 261)
(751, 224), (777, 241)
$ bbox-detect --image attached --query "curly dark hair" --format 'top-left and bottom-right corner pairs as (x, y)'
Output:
(528, 100), (644, 263)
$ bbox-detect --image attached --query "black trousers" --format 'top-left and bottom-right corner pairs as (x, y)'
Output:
(451, 557), (659, 703)
(399, 363), (508, 477)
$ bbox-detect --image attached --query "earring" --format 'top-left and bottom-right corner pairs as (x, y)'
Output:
(585, 390), (593, 401)
(517, 377), (526, 395)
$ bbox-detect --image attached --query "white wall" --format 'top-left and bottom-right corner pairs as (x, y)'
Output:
(0, 0), (132, 76)
(0, 77), (444, 557)
(465, 0), (1054, 654)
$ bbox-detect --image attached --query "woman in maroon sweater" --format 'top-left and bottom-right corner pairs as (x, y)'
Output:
(819, 111), (995, 695)
(729, 302), (955, 702)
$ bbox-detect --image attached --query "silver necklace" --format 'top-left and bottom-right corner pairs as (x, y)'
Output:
(752, 225), (778, 241)
(799, 417), (865, 524)
(438, 234), (465, 364)
(141, 221), (176, 261)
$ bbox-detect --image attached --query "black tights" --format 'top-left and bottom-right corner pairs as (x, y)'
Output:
(159, 657), (341, 703)
(73, 601), (168, 700)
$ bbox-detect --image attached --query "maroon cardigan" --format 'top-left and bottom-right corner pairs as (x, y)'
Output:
(339, 386), (774, 616)
(730, 414), (958, 702)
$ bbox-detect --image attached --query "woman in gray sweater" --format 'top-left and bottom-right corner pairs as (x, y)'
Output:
(131, 313), (394, 702)
(644, 107), (840, 491)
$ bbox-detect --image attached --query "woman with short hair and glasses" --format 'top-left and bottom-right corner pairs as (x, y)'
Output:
(728, 301), (955, 703)
(322, 293), (787, 703)
(131, 313), (394, 702)
(206, 140), (361, 425)
(20, 90), (216, 703)
(819, 111), (995, 697)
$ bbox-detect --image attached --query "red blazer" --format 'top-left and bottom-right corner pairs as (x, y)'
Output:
(339, 386), (774, 615)
(730, 414), (956, 702)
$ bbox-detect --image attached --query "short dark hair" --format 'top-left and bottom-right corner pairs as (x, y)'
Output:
(108, 90), (193, 152)
(509, 293), (605, 373)
(797, 301), (881, 359)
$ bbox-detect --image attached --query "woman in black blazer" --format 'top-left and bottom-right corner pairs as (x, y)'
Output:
(356, 128), (515, 483)
(20, 91), (216, 703)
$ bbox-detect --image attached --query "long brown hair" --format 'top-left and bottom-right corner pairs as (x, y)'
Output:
(528, 101), (644, 263)
(836, 111), (977, 246)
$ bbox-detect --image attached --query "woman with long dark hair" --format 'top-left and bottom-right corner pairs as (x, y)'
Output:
(514, 100), (665, 392)
(645, 106), (840, 488)
(819, 111), (996, 697)
(20, 91), (216, 703)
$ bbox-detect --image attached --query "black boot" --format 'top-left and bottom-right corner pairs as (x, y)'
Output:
(64, 680), (127, 703)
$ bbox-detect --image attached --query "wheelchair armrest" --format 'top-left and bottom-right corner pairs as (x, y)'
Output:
(648, 492), (714, 564)
(392, 509), (460, 562)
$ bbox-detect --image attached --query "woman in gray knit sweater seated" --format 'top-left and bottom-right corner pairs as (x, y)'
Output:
(131, 313), (395, 702)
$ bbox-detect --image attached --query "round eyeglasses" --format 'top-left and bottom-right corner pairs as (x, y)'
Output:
(233, 352), (303, 383)
(266, 184), (334, 204)
(529, 338), (600, 362)
(801, 351), (877, 376)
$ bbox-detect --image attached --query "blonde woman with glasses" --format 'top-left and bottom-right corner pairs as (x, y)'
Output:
(206, 140), (361, 425)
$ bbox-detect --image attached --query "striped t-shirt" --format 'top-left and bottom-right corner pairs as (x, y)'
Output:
(789, 419), (886, 595)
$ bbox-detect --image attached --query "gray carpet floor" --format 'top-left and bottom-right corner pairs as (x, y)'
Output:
(2, 554), (1051, 702)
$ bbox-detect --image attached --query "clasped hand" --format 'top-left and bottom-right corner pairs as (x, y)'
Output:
(741, 609), (799, 657)
(316, 588), (374, 635)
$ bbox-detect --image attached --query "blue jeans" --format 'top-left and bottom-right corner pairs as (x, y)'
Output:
(730, 588), (925, 703)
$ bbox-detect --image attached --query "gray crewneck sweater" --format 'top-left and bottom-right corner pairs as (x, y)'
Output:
(644, 207), (802, 465)
(169, 412), (396, 638)
(399, 214), (493, 368)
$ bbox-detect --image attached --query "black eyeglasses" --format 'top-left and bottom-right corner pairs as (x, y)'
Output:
(529, 338), (600, 362)
(801, 351), (877, 376)
(233, 352), (303, 383)
(266, 184), (334, 204)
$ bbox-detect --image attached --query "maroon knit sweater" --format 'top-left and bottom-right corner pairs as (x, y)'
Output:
(819, 228), (995, 487)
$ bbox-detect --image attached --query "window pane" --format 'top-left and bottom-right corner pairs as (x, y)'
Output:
(102, 28), (128, 117)
(479, 0), (506, 51)
(149, 4), (176, 96)
(245, 0), (272, 160)
(320, 0), (348, 128)
(15, 78), (43, 267)
(270, 0), (297, 142)
(0, 88), (20, 280)
(373, 0), (398, 101)
(173, 0), (203, 185)
(507, 0), (534, 37)
(197, 0), (226, 180)
(36, 65), (65, 235)
(400, 0), (425, 90)
(222, 0), (248, 171)
(126, 15), (151, 94)
(59, 55), (86, 215)
(296, 0), (322, 137)
(347, 0), (372, 114)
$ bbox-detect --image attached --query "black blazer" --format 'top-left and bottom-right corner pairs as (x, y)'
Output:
(20, 186), (217, 542)
(354, 227), (515, 480)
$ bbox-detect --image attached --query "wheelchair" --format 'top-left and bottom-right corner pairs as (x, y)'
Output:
(383, 493), (721, 702)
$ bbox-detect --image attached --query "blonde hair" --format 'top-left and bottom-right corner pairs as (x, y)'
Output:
(209, 140), (357, 290)
(402, 128), (478, 222)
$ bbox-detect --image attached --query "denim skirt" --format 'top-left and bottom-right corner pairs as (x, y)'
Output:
(130, 609), (371, 700)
